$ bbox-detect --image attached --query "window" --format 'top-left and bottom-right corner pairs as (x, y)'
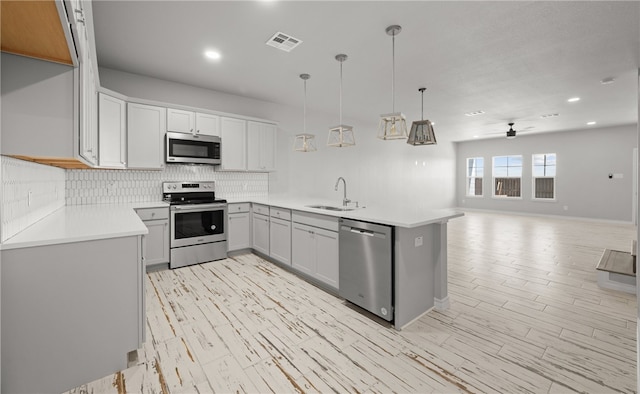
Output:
(532, 153), (556, 200)
(493, 155), (522, 198)
(466, 157), (484, 196)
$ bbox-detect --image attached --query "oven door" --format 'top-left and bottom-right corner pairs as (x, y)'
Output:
(170, 203), (227, 248)
(166, 132), (221, 165)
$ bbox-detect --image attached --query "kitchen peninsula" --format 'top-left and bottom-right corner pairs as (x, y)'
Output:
(236, 196), (464, 329)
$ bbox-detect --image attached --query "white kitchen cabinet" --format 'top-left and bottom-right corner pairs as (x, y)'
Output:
(168, 108), (219, 136)
(136, 207), (170, 268)
(98, 93), (126, 168)
(252, 204), (270, 255)
(247, 121), (276, 172)
(228, 203), (251, 251)
(79, 55), (98, 165)
(220, 117), (247, 171)
(269, 207), (291, 265)
(195, 112), (220, 136)
(127, 103), (166, 169)
(291, 212), (339, 289)
(292, 223), (316, 276)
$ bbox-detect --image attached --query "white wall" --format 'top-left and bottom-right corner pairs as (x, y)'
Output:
(456, 124), (637, 222)
(99, 68), (458, 209)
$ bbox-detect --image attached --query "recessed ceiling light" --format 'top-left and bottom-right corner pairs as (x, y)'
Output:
(204, 50), (221, 60)
(600, 77), (615, 85)
(587, 121), (596, 125)
(567, 97), (580, 103)
(464, 110), (485, 117)
(473, 135), (479, 138)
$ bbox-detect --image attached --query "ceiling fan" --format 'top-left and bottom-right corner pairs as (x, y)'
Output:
(487, 122), (534, 139)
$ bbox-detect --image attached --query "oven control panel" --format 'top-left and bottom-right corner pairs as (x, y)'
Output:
(163, 181), (215, 193)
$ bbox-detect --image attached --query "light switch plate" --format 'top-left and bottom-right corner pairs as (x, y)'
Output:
(415, 236), (423, 247)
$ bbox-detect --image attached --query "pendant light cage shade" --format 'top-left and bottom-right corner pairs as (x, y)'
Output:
(329, 54), (355, 147)
(327, 125), (355, 147)
(408, 87), (437, 146)
(408, 120), (437, 145)
(294, 134), (317, 152)
(294, 73), (317, 152)
(378, 25), (408, 140)
(378, 113), (409, 140)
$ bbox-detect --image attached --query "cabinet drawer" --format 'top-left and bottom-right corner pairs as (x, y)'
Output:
(252, 203), (270, 216)
(135, 207), (169, 221)
(229, 203), (250, 214)
(270, 207), (291, 221)
(292, 210), (339, 232)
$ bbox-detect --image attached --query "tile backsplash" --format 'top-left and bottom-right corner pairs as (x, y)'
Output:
(1, 156), (66, 242)
(0, 158), (268, 242)
(65, 165), (269, 205)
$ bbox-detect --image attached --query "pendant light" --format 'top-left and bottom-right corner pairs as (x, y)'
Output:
(328, 54), (355, 147)
(407, 87), (437, 145)
(378, 25), (408, 140)
(293, 73), (317, 152)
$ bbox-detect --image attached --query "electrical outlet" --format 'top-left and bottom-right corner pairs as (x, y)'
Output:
(415, 236), (423, 247)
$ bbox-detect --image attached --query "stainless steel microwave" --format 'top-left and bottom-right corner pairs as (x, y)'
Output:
(166, 132), (221, 165)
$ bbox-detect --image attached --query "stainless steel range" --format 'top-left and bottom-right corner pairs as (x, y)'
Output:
(163, 181), (227, 269)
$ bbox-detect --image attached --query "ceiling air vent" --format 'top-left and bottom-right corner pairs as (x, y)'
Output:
(266, 32), (302, 52)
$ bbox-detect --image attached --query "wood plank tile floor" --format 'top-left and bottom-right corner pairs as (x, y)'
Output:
(68, 211), (637, 393)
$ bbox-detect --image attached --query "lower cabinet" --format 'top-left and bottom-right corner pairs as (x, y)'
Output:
(269, 207), (291, 265)
(1, 235), (145, 393)
(228, 203), (251, 251)
(135, 207), (169, 268)
(252, 206), (270, 255)
(291, 212), (339, 289)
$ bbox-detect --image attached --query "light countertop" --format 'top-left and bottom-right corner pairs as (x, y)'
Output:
(0, 202), (169, 251)
(226, 196), (463, 228)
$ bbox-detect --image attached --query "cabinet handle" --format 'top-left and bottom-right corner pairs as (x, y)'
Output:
(77, 18), (86, 25)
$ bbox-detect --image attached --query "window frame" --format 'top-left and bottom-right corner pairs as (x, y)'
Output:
(465, 157), (484, 197)
(492, 155), (523, 199)
(532, 153), (557, 201)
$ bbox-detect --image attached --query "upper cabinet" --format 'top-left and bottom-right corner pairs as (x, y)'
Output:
(247, 121), (276, 172)
(220, 117), (247, 171)
(127, 103), (166, 170)
(220, 118), (276, 172)
(167, 108), (219, 136)
(98, 93), (126, 169)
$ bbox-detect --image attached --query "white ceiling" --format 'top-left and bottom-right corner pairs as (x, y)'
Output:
(92, 1), (640, 142)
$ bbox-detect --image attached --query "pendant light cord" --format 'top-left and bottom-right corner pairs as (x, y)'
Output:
(421, 88), (424, 121)
(303, 79), (307, 133)
(339, 59), (343, 125)
(391, 32), (395, 113)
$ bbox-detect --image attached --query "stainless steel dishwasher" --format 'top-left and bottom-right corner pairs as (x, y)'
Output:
(339, 218), (393, 321)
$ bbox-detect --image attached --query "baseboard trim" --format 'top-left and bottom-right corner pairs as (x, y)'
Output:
(456, 207), (633, 226)
(434, 296), (450, 310)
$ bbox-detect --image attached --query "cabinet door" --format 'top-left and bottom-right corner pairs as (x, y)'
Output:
(127, 103), (166, 169)
(292, 223), (315, 276)
(252, 213), (269, 255)
(247, 121), (276, 172)
(269, 217), (291, 265)
(314, 227), (339, 289)
(98, 93), (126, 168)
(220, 117), (247, 171)
(167, 108), (195, 134)
(144, 219), (170, 266)
(195, 113), (219, 136)
(228, 212), (251, 251)
(79, 56), (98, 165)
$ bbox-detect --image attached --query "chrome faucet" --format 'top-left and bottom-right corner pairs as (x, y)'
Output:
(335, 177), (350, 207)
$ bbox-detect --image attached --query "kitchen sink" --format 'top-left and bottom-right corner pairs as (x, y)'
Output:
(306, 204), (356, 212)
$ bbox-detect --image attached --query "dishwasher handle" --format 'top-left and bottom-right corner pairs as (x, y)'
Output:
(341, 225), (386, 239)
